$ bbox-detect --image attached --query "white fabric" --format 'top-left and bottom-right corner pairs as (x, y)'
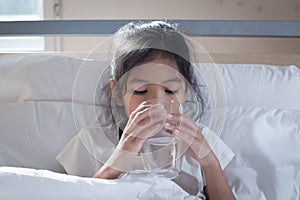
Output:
(0, 166), (200, 200)
(212, 64), (300, 199)
(1, 54), (300, 199)
(0, 55), (105, 172)
(216, 64), (300, 110)
(222, 107), (300, 199)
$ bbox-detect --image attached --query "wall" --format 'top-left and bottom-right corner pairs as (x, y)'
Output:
(44, 0), (300, 60)
(58, 0), (300, 20)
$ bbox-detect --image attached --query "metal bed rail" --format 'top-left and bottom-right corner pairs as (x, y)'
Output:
(0, 20), (299, 37)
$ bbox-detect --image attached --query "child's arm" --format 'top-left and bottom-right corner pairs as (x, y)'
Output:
(94, 165), (121, 179)
(165, 114), (235, 199)
(199, 152), (236, 200)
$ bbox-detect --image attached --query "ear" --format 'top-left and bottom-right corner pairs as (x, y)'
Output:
(109, 79), (115, 90)
(109, 79), (123, 106)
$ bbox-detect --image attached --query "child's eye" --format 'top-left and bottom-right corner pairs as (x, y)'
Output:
(165, 89), (179, 94)
(133, 90), (147, 95)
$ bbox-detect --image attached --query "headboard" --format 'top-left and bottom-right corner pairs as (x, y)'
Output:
(1, 20), (300, 37)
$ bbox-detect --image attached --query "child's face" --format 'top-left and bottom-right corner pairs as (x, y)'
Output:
(122, 57), (187, 116)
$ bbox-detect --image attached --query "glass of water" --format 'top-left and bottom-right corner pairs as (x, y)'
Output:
(141, 99), (183, 179)
(142, 136), (182, 179)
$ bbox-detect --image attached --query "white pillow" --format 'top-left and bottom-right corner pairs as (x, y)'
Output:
(0, 55), (106, 172)
(217, 64), (300, 110)
(222, 107), (300, 199)
(211, 64), (300, 199)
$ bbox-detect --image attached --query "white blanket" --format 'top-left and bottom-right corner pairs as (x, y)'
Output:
(0, 167), (200, 200)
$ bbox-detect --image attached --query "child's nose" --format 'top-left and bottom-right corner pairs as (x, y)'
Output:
(149, 88), (165, 100)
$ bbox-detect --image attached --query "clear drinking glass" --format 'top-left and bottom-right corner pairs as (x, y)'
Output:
(141, 99), (182, 179)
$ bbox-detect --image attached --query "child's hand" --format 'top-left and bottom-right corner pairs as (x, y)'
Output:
(118, 102), (167, 153)
(164, 114), (218, 167)
(101, 102), (167, 174)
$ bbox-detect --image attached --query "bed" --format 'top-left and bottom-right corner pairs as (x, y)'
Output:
(0, 20), (300, 199)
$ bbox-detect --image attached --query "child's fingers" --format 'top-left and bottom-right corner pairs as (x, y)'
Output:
(126, 104), (165, 132)
(173, 125), (212, 159)
(119, 120), (165, 154)
(165, 113), (212, 158)
(128, 116), (166, 139)
(166, 114), (199, 136)
(129, 101), (150, 119)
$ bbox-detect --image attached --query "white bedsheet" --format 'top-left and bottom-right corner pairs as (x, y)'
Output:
(0, 167), (200, 200)
(222, 107), (300, 200)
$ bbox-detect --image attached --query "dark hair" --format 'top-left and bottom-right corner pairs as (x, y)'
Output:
(98, 21), (205, 132)
(111, 21), (190, 81)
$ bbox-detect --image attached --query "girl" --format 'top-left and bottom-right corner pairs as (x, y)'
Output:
(57, 21), (235, 199)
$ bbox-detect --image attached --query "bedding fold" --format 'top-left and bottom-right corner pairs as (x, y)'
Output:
(0, 167), (200, 200)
